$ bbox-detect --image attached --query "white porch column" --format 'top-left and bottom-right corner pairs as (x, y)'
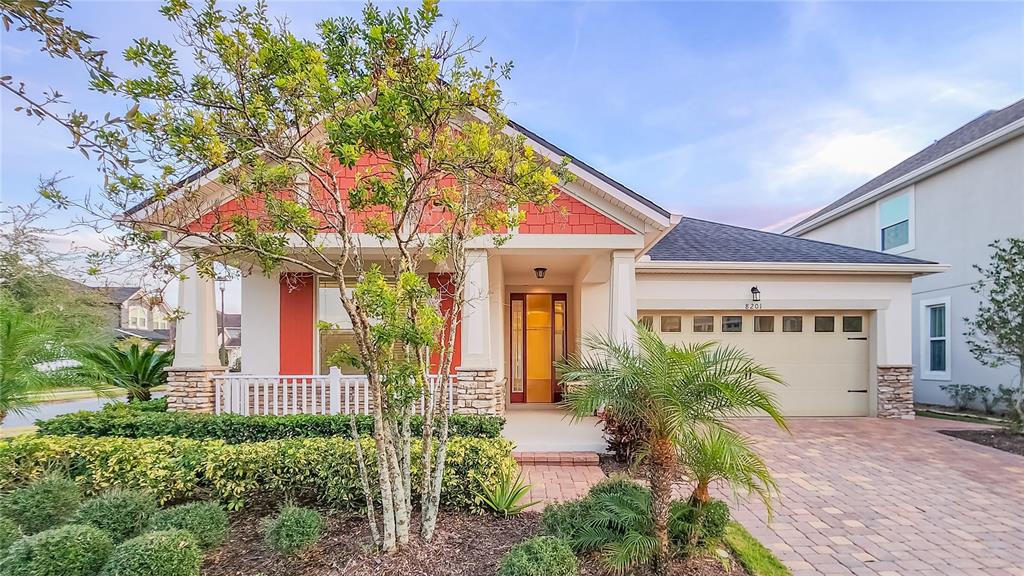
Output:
(173, 256), (222, 368)
(455, 249), (502, 415)
(167, 256), (224, 413)
(609, 250), (637, 343)
(460, 249), (492, 369)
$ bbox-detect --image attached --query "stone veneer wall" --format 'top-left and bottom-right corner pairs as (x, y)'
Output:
(453, 368), (504, 416)
(166, 368), (223, 413)
(877, 365), (914, 419)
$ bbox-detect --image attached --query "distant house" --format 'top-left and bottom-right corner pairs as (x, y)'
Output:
(94, 286), (175, 348)
(218, 311), (241, 368)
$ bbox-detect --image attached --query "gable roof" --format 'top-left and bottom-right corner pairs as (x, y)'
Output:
(648, 217), (935, 265)
(787, 97), (1024, 234)
(94, 286), (144, 304)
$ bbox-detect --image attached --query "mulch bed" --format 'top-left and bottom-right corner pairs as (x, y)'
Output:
(939, 428), (1024, 457)
(203, 500), (747, 576)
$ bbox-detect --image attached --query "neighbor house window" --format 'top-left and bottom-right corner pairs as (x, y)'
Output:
(639, 315), (654, 330)
(782, 316), (803, 332)
(660, 315), (681, 333)
(128, 305), (148, 329)
(754, 316), (774, 332)
(921, 297), (951, 380)
(693, 316), (714, 333)
(879, 191), (912, 252)
(814, 316), (835, 332)
(842, 316), (863, 333)
(722, 316), (742, 333)
(152, 310), (170, 330)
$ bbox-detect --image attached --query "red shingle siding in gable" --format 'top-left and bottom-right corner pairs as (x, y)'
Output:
(519, 192), (632, 234)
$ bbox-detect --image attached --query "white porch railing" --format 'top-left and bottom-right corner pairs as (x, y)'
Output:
(212, 367), (454, 416)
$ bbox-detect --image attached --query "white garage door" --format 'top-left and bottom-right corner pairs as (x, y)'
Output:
(640, 311), (870, 417)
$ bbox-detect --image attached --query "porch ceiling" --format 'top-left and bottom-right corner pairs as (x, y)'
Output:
(500, 253), (591, 285)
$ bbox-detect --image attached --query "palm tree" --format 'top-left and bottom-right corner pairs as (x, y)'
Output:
(678, 424), (778, 546)
(560, 324), (787, 575)
(77, 342), (174, 401)
(0, 296), (82, 426)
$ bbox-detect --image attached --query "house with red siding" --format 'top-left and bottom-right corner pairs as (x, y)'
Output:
(132, 119), (945, 423)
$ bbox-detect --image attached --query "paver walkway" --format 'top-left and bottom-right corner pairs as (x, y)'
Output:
(729, 417), (1024, 576)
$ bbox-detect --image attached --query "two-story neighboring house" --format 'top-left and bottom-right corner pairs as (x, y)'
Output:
(786, 98), (1024, 406)
(94, 286), (176, 348)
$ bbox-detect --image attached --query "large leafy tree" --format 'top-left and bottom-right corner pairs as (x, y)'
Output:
(965, 239), (1024, 431)
(33, 0), (571, 551)
(76, 341), (174, 401)
(561, 327), (786, 576)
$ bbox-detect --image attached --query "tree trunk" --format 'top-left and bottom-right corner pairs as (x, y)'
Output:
(421, 403), (450, 540)
(350, 412), (380, 547)
(687, 481), (711, 548)
(649, 437), (676, 576)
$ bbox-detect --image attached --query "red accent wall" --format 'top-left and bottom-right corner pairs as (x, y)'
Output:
(519, 192), (633, 234)
(279, 273), (314, 374)
(428, 273), (461, 373)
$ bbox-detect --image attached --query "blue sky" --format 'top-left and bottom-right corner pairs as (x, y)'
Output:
(2, 1), (1022, 233)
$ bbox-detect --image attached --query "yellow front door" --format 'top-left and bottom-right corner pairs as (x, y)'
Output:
(510, 293), (568, 403)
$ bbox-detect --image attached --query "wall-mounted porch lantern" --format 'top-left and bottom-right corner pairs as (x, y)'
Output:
(750, 286), (761, 302)
(534, 267), (547, 279)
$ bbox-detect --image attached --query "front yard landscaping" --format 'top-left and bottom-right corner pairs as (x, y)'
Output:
(938, 428), (1024, 456)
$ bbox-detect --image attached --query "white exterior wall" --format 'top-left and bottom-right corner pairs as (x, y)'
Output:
(240, 273), (280, 375)
(798, 134), (1024, 405)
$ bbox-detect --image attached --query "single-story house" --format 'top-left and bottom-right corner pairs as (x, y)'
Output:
(134, 120), (946, 420)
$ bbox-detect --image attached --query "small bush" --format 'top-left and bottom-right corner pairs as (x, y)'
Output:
(698, 499), (731, 540)
(264, 506), (324, 556)
(0, 476), (81, 534)
(597, 410), (650, 463)
(539, 498), (595, 541)
(940, 384), (982, 411)
(100, 530), (202, 576)
(125, 397), (169, 412)
(149, 502), (228, 550)
(0, 524), (112, 576)
(476, 468), (537, 517)
(72, 490), (158, 542)
(0, 515), (21, 555)
(36, 409), (503, 442)
(497, 536), (578, 576)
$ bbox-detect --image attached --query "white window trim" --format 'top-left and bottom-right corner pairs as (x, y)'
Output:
(920, 295), (951, 381)
(128, 305), (148, 329)
(875, 186), (915, 254)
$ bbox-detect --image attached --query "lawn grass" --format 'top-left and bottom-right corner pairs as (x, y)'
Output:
(915, 409), (1003, 425)
(723, 522), (791, 576)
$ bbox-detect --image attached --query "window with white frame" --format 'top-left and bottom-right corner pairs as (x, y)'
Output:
(152, 310), (170, 330)
(921, 297), (951, 380)
(128, 305), (148, 329)
(879, 191), (912, 252)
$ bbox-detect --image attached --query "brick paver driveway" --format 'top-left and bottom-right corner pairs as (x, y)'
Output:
(729, 418), (1024, 576)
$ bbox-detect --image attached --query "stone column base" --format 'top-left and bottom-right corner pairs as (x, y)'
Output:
(453, 368), (504, 416)
(166, 367), (224, 413)
(877, 365), (914, 419)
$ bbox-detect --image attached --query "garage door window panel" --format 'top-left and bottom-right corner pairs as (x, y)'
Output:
(722, 316), (742, 333)
(660, 315), (681, 333)
(842, 316), (863, 333)
(782, 316), (803, 332)
(693, 316), (714, 333)
(639, 315), (654, 330)
(754, 316), (774, 333)
(814, 316), (835, 332)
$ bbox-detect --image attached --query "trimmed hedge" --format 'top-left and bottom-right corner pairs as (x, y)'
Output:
(0, 476), (81, 534)
(100, 530), (202, 576)
(0, 515), (20, 555)
(264, 505), (324, 555)
(37, 409), (504, 442)
(0, 524), (113, 576)
(0, 434), (516, 512)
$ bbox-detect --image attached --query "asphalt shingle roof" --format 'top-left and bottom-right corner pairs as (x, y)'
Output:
(648, 218), (935, 265)
(94, 286), (143, 304)
(790, 97), (1024, 232)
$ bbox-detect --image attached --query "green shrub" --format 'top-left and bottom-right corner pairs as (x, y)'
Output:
(0, 434), (515, 512)
(37, 409), (503, 442)
(100, 530), (201, 576)
(149, 502), (228, 550)
(0, 524), (112, 576)
(71, 490), (158, 542)
(698, 500), (730, 541)
(539, 498), (595, 541)
(497, 536), (578, 576)
(0, 515), (21, 555)
(476, 467), (537, 517)
(117, 397), (168, 412)
(264, 505), (324, 555)
(0, 476), (81, 534)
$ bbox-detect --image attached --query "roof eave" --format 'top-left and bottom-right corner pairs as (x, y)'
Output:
(786, 117), (1024, 236)
(636, 260), (949, 276)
